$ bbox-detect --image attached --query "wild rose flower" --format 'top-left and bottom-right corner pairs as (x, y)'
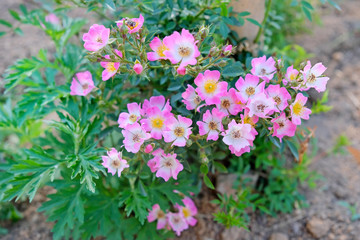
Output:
(147, 37), (169, 61)
(116, 14), (144, 34)
(284, 65), (299, 85)
(117, 102), (142, 128)
(216, 88), (242, 115)
(182, 85), (202, 111)
(194, 70), (228, 105)
(100, 49), (122, 81)
(147, 148), (164, 172)
(222, 120), (255, 152)
(247, 92), (276, 118)
(175, 197), (198, 227)
(163, 29), (200, 68)
(163, 116), (192, 147)
(229, 145), (251, 157)
(302, 61), (329, 92)
(197, 108), (225, 141)
(140, 106), (172, 139)
(122, 123), (150, 153)
(45, 13), (60, 25)
(143, 95), (172, 115)
(240, 108), (259, 128)
(290, 93), (312, 125)
(223, 44), (232, 56)
(251, 56), (276, 82)
(147, 204), (167, 230)
(70, 71), (95, 96)
(235, 74), (265, 104)
(133, 62), (143, 74)
(82, 24), (110, 52)
(155, 153), (184, 181)
(167, 212), (188, 236)
(271, 112), (297, 142)
(101, 148), (129, 177)
(266, 84), (291, 111)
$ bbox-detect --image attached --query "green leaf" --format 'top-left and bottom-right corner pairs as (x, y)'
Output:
(238, 11), (251, 17)
(213, 162), (228, 173)
(246, 18), (261, 27)
(203, 175), (215, 189)
(222, 61), (243, 78)
(219, 21), (230, 38)
(285, 139), (299, 160)
(124, 191), (152, 225)
(200, 164), (208, 175)
(0, 32), (6, 38)
(0, 19), (12, 28)
(9, 9), (21, 21)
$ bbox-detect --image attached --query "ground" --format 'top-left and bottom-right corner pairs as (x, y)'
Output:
(1, 0), (360, 239)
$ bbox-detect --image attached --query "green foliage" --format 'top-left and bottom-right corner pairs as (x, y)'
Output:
(332, 135), (351, 155)
(311, 90), (333, 114)
(338, 201), (360, 221)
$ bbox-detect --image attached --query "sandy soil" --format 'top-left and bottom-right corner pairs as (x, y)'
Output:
(1, 0), (360, 239)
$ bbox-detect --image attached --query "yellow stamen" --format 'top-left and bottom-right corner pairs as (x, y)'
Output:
(182, 208), (191, 218)
(293, 102), (304, 116)
(151, 117), (164, 129)
(156, 44), (169, 57)
(107, 62), (116, 72)
(204, 80), (217, 94)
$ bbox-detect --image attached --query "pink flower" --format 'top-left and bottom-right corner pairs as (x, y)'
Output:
(70, 71), (95, 96)
(117, 102), (142, 128)
(229, 145), (251, 157)
(167, 212), (188, 236)
(143, 95), (172, 115)
(144, 144), (154, 154)
(122, 123), (150, 153)
(116, 14), (144, 34)
(271, 112), (297, 142)
(163, 29), (200, 68)
(302, 61), (329, 92)
(222, 120), (255, 152)
(251, 56), (276, 82)
(155, 153), (184, 181)
(101, 148), (129, 177)
(147, 204), (167, 230)
(240, 108), (259, 128)
(45, 13), (60, 25)
(182, 85), (202, 111)
(147, 148), (164, 172)
(266, 84), (291, 111)
(223, 44), (232, 55)
(216, 88), (242, 115)
(290, 93), (312, 125)
(235, 74), (265, 104)
(284, 65), (299, 85)
(82, 24), (110, 52)
(247, 92), (276, 118)
(140, 106), (172, 140)
(175, 197), (198, 226)
(147, 37), (169, 61)
(197, 108), (225, 141)
(100, 49), (122, 81)
(163, 116), (192, 147)
(194, 70), (228, 105)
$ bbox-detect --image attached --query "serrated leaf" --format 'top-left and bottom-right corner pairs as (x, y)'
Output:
(203, 175), (215, 189)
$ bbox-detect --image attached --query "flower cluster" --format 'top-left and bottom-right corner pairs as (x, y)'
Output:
(147, 196), (198, 236)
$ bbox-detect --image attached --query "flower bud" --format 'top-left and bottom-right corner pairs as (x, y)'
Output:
(198, 25), (209, 39)
(223, 44), (233, 56)
(217, 60), (227, 67)
(133, 60), (143, 74)
(209, 47), (219, 57)
(144, 144), (153, 153)
(176, 66), (186, 75)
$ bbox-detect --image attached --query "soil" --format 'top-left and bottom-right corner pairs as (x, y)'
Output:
(1, 0), (360, 239)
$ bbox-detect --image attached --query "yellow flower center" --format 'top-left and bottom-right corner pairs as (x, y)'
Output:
(290, 73), (296, 81)
(307, 73), (316, 83)
(106, 62), (116, 72)
(156, 44), (169, 57)
(204, 80), (217, 94)
(129, 114), (137, 123)
(182, 207), (191, 218)
(125, 19), (138, 30)
(174, 127), (185, 137)
(151, 117), (164, 129)
(243, 116), (255, 127)
(178, 46), (191, 58)
(245, 87), (255, 96)
(208, 121), (217, 130)
(293, 102), (304, 116)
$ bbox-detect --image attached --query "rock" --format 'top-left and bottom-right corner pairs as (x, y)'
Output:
(328, 233), (336, 240)
(306, 217), (330, 239)
(292, 222), (302, 235)
(221, 226), (249, 240)
(216, 174), (238, 196)
(338, 235), (348, 240)
(333, 187), (348, 199)
(269, 232), (289, 240)
(332, 51), (344, 61)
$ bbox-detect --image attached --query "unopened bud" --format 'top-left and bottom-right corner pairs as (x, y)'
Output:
(209, 47), (219, 57)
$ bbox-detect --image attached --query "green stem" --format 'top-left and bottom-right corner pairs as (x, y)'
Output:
(253, 0), (272, 44)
